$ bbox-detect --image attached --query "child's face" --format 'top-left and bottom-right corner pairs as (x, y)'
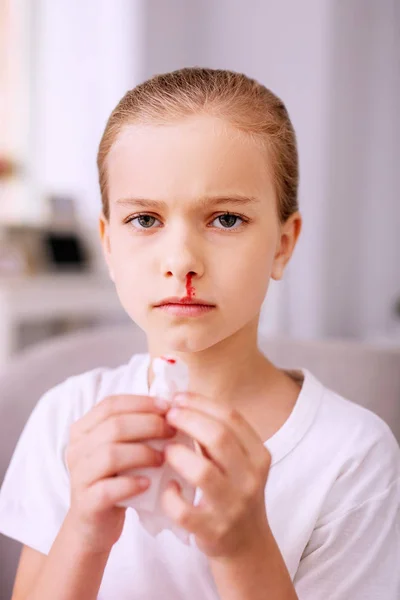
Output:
(99, 114), (300, 353)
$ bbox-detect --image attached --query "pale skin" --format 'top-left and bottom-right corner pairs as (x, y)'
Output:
(12, 114), (301, 599)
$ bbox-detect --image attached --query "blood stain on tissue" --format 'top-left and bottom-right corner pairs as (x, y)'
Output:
(161, 356), (176, 364)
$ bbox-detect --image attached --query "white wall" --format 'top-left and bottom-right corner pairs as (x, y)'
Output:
(0, 0), (37, 223)
(323, 0), (400, 340)
(32, 0), (144, 225)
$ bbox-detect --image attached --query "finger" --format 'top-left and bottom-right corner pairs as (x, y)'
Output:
(77, 442), (164, 487)
(87, 475), (151, 512)
(66, 413), (176, 473)
(71, 394), (169, 438)
(86, 413), (177, 450)
(166, 408), (249, 476)
(165, 443), (228, 505)
(172, 391), (267, 461)
(161, 480), (212, 538)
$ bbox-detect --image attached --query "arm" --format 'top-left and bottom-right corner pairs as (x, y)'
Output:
(209, 526), (297, 600)
(1, 390), (173, 600)
(14, 513), (110, 600)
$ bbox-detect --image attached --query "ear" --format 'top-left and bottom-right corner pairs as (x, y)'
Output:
(271, 212), (302, 281)
(99, 212), (115, 282)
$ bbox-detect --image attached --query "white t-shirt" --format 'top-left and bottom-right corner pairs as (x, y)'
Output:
(0, 352), (399, 599)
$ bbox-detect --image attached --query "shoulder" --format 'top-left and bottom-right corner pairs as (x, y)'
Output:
(1, 352), (150, 501)
(30, 352), (149, 434)
(316, 375), (399, 468)
(304, 370), (400, 519)
(0, 354), (149, 554)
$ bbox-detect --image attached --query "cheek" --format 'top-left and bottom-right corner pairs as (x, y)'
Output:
(238, 259), (271, 310)
(221, 239), (274, 298)
(109, 231), (143, 275)
(108, 238), (150, 309)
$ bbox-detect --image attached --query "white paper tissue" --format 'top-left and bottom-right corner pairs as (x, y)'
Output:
(117, 355), (196, 544)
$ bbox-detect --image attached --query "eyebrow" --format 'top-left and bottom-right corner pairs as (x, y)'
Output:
(115, 195), (260, 210)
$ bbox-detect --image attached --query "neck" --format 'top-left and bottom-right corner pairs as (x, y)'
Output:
(146, 318), (277, 410)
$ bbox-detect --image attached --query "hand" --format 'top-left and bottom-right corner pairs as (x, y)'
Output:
(160, 392), (272, 559)
(65, 394), (176, 554)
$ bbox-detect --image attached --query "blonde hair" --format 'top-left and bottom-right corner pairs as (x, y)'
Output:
(97, 67), (299, 222)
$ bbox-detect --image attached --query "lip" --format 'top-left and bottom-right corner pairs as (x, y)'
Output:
(155, 296), (215, 307)
(156, 304), (215, 317)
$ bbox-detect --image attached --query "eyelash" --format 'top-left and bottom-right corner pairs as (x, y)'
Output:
(124, 212), (249, 232)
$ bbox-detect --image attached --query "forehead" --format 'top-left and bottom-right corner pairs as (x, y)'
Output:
(106, 115), (274, 204)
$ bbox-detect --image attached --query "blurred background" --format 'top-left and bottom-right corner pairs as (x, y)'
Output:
(1, 0), (399, 365)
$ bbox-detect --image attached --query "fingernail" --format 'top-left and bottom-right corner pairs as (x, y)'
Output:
(172, 393), (187, 406)
(137, 476), (150, 488)
(154, 396), (170, 410)
(167, 407), (181, 420)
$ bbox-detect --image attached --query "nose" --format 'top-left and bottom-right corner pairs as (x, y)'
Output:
(160, 227), (204, 283)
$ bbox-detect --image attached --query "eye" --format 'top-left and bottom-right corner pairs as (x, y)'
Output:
(126, 214), (161, 230)
(125, 211), (247, 231)
(211, 213), (245, 230)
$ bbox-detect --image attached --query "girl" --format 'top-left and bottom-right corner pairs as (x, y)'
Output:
(0, 68), (399, 600)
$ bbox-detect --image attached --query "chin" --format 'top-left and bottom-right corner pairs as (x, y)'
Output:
(147, 327), (224, 354)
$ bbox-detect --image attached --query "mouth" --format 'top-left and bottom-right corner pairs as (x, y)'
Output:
(154, 297), (215, 308)
(155, 303), (216, 316)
